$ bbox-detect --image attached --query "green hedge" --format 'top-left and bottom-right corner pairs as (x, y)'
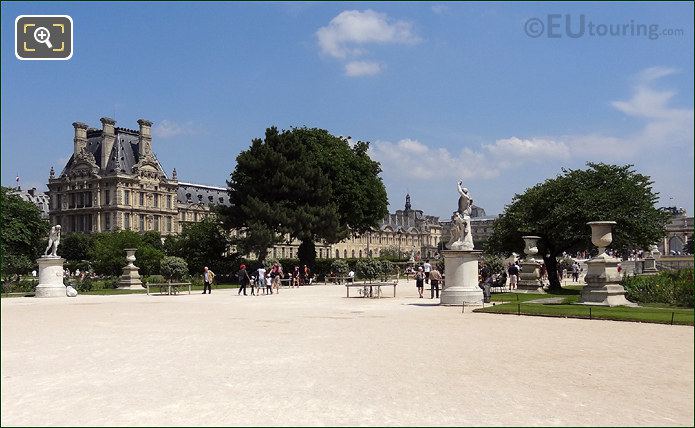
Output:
(622, 269), (694, 308)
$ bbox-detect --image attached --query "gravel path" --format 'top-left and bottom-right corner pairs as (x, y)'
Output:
(2, 282), (693, 426)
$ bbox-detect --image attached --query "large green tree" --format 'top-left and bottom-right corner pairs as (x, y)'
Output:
(485, 163), (669, 291)
(1, 187), (50, 278)
(221, 127), (388, 267)
(88, 231), (164, 276)
(164, 216), (232, 275)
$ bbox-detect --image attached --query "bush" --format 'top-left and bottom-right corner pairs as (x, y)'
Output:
(143, 275), (166, 285)
(2, 278), (38, 293)
(622, 269), (694, 308)
(330, 259), (349, 276)
(160, 256), (188, 282)
(482, 254), (505, 276)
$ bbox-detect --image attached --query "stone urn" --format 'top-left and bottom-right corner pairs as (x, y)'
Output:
(118, 248), (144, 289)
(580, 221), (635, 306)
(517, 236), (543, 293)
(522, 236), (541, 260)
(587, 221), (616, 255)
(125, 248), (137, 267)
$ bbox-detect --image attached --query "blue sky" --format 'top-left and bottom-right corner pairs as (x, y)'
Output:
(2, 2), (693, 218)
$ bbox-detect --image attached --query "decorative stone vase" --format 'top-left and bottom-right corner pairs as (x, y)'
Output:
(517, 236), (543, 293)
(587, 221), (617, 255)
(522, 236), (540, 259)
(118, 248), (144, 289)
(580, 221), (635, 307)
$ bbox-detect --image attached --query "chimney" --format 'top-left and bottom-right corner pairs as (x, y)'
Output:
(137, 119), (153, 157)
(72, 122), (88, 156)
(100, 117), (116, 170)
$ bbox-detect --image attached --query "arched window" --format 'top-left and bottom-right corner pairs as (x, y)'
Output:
(359, 250), (362, 258)
(669, 236), (684, 254)
(344, 249), (348, 258)
(351, 249), (355, 258)
(336, 249), (340, 258)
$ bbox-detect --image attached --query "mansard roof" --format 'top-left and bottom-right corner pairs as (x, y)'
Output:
(177, 182), (230, 206)
(61, 128), (167, 178)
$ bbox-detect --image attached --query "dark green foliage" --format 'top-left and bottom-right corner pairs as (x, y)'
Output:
(1, 187), (50, 277)
(221, 127), (388, 267)
(622, 269), (694, 308)
(88, 231), (164, 276)
(160, 256), (188, 281)
(355, 259), (393, 281)
(60, 233), (94, 262)
(330, 259), (349, 275)
(378, 245), (407, 261)
(298, 241), (316, 268)
(482, 254), (505, 275)
(164, 216), (233, 276)
(486, 163), (669, 290)
(143, 275), (166, 284)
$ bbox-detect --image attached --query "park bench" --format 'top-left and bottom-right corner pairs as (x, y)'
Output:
(345, 281), (397, 298)
(146, 282), (192, 296)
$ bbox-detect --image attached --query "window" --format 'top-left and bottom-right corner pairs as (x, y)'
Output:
(289, 248), (294, 258)
(104, 190), (110, 206)
(124, 213), (130, 230)
(359, 250), (362, 258)
(139, 192), (145, 206)
(69, 193), (75, 209)
(124, 190), (130, 206)
(352, 250), (356, 258)
(104, 213), (111, 230)
(336, 249), (340, 258)
(180, 212), (185, 221)
(319, 249), (323, 259)
(193, 212), (198, 222)
(153, 194), (159, 208)
(77, 193), (84, 208)
(85, 192), (92, 207)
(56, 194), (62, 209)
(166, 217), (172, 232)
(167, 195), (172, 209)
(139, 214), (145, 231)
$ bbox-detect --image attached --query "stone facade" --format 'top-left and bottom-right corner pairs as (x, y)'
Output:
(47, 118), (179, 235)
(658, 207), (693, 255)
(11, 187), (50, 218)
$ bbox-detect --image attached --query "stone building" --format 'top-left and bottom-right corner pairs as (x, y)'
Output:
(658, 207), (693, 255)
(11, 187), (50, 219)
(47, 118), (179, 235)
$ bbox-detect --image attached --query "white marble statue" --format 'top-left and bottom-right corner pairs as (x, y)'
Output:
(447, 181), (475, 250)
(44, 225), (62, 257)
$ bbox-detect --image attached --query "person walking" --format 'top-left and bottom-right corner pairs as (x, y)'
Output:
(423, 260), (432, 284)
(237, 264), (250, 296)
(202, 266), (215, 294)
(415, 267), (425, 298)
(507, 263), (519, 290)
(257, 265), (267, 295)
(429, 267), (442, 299)
(571, 262), (580, 282)
(266, 274), (273, 295)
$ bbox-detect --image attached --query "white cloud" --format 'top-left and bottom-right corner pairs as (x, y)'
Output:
(316, 10), (419, 77)
(344, 61), (383, 76)
(153, 120), (200, 139)
(484, 137), (570, 160)
(316, 10), (419, 59)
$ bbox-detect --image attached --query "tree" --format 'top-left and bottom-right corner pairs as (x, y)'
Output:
(88, 231), (164, 276)
(164, 216), (232, 275)
(160, 256), (188, 283)
(1, 187), (50, 278)
(60, 233), (94, 262)
(486, 163), (669, 291)
(378, 245), (405, 261)
(221, 127), (388, 267)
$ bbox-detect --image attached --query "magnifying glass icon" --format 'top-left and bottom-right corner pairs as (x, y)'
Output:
(33, 26), (53, 49)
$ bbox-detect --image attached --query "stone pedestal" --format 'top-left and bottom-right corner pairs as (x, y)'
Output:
(642, 256), (658, 275)
(440, 250), (483, 305)
(35, 256), (67, 298)
(117, 248), (144, 289)
(580, 254), (636, 306)
(517, 260), (544, 293)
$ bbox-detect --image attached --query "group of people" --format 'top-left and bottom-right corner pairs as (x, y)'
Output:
(413, 260), (443, 299)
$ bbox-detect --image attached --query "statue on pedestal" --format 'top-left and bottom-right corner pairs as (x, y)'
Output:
(447, 181), (474, 251)
(44, 225), (62, 257)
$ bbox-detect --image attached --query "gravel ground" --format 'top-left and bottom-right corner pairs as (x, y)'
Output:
(2, 281), (693, 426)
